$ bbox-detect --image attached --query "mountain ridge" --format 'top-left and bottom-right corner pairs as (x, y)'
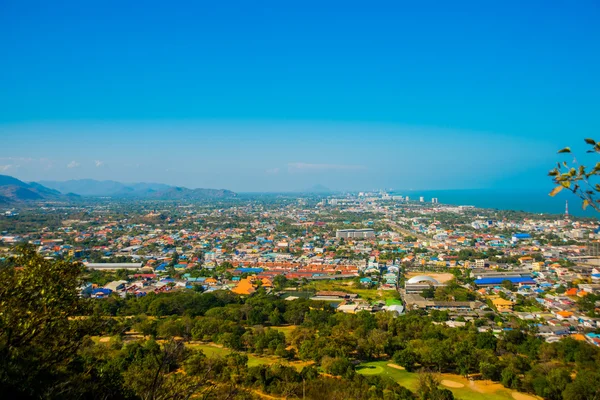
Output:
(37, 178), (237, 200)
(0, 175), (79, 204)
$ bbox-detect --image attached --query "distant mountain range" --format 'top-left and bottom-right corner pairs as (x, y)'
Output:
(0, 175), (237, 204)
(38, 179), (172, 197)
(0, 175), (80, 204)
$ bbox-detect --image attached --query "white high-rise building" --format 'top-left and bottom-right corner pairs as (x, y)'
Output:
(419, 196), (424, 202)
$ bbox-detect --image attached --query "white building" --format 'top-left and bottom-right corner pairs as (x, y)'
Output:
(336, 229), (376, 239)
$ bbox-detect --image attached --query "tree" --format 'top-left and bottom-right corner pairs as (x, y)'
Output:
(269, 308), (284, 325)
(549, 138), (600, 212)
(501, 280), (516, 291)
(544, 367), (572, 400)
(479, 361), (501, 381)
(421, 285), (435, 299)
(556, 285), (567, 294)
(562, 370), (600, 400)
(124, 339), (217, 400)
(0, 245), (95, 398)
(501, 366), (520, 389)
(393, 348), (418, 372)
(273, 275), (288, 290)
(416, 372), (454, 400)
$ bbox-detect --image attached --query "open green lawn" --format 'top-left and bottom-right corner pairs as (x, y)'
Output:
(187, 343), (232, 358)
(357, 361), (531, 400)
(385, 298), (403, 306)
(187, 343), (310, 371)
(305, 280), (399, 303)
(271, 325), (298, 338)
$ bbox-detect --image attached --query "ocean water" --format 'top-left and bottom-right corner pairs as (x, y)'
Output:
(396, 189), (599, 218)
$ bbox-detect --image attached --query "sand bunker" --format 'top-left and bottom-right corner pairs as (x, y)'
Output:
(387, 363), (405, 370)
(512, 393), (538, 400)
(441, 380), (465, 388)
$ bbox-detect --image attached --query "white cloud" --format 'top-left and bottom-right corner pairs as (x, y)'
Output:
(265, 167), (280, 175)
(67, 161), (80, 168)
(287, 162), (366, 172)
(95, 160), (104, 167)
(0, 164), (13, 172)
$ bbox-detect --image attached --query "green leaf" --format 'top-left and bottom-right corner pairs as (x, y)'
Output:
(583, 199), (590, 209)
(549, 186), (563, 197)
(558, 147), (571, 153)
(585, 138), (596, 145)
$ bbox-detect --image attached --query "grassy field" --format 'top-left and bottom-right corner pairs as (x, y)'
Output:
(187, 343), (311, 370)
(357, 361), (538, 400)
(304, 279), (399, 303)
(271, 325), (298, 338)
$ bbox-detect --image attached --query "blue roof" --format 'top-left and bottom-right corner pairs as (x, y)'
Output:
(513, 233), (531, 238)
(235, 267), (263, 274)
(475, 277), (535, 285)
(92, 288), (112, 295)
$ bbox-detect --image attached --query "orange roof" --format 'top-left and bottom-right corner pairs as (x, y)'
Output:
(260, 278), (273, 287)
(565, 288), (578, 296)
(557, 311), (573, 318)
(571, 334), (586, 341)
(492, 298), (514, 306)
(231, 278), (256, 295)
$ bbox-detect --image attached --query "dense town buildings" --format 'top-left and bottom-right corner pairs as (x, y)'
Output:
(2, 192), (600, 346)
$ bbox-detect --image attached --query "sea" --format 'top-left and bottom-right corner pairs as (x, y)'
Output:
(395, 188), (599, 218)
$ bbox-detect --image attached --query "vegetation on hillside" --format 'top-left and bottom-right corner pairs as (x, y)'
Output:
(2, 246), (600, 399)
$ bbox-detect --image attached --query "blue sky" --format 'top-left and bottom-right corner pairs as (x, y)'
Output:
(0, 1), (599, 192)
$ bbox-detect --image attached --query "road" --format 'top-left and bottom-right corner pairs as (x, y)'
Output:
(388, 221), (440, 246)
